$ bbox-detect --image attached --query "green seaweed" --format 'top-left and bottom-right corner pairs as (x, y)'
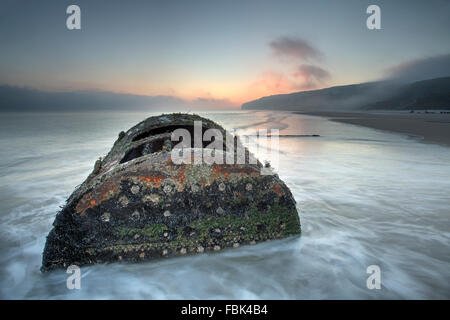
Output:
(115, 223), (168, 239)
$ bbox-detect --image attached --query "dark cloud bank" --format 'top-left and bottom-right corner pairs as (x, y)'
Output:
(386, 54), (450, 82)
(0, 86), (235, 112)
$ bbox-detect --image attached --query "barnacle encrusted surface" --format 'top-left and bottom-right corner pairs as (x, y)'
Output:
(41, 113), (300, 271)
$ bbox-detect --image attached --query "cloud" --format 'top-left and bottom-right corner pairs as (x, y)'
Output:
(252, 37), (331, 93)
(269, 37), (323, 62)
(250, 71), (299, 93)
(386, 53), (450, 82)
(249, 64), (330, 95)
(292, 64), (330, 89)
(0, 85), (237, 111)
(189, 97), (236, 109)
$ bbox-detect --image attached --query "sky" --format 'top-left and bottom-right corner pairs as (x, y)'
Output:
(0, 0), (449, 108)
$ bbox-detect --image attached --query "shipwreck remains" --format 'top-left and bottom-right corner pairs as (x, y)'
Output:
(41, 113), (300, 271)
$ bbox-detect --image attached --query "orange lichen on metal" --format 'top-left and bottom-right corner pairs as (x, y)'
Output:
(272, 183), (284, 196)
(100, 183), (119, 202)
(212, 166), (224, 178)
(177, 167), (185, 181)
(75, 193), (96, 215)
(212, 165), (258, 179)
(75, 182), (119, 215)
(138, 175), (164, 187)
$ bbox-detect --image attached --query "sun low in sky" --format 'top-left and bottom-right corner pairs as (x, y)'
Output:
(0, 0), (449, 109)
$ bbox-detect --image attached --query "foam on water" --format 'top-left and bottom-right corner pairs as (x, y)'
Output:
(0, 111), (449, 299)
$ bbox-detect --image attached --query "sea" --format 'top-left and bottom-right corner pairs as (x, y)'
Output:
(0, 110), (449, 299)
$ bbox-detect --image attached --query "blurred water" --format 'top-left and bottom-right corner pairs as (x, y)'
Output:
(0, 110), (449, 299)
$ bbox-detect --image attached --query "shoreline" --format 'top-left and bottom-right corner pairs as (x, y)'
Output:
(295, 111), (450, 147)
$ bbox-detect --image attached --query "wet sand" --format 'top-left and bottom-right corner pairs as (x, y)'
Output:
(297, 111), (450, 147)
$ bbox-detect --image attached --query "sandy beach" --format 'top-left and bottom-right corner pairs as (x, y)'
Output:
(298, 111), (450, 147)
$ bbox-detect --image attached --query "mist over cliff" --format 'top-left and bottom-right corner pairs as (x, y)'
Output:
(241, 77), (450, 111)
(242, 53), (450, 112)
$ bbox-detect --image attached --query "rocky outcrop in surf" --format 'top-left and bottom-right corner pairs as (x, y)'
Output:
(41, 113), (300, 271)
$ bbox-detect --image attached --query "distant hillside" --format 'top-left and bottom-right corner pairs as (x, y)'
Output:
(0, 86), (186, 111)
(366, 77), (450, 110)
(242, 77), (450, 111)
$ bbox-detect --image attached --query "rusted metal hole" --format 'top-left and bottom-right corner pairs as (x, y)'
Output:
(120, 139), (166, 164)
(132, 125), (197, 142)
